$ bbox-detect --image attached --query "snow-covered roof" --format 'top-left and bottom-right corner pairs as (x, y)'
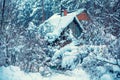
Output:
(39, 9), (85, 43)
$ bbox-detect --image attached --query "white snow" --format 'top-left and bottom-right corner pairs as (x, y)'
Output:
(96, 66), (107, 74)
(52, 43), (79, 60)
(28, 22), (36, 30)
(104, 33), (116, 42)
(62, 55), (77, 69)
(100, 74), (113, 80)
(14, 45), (24, 52)
(0, 66), (90, 80)
(30, 7), (42, 17)
(112, 65), (120, 72)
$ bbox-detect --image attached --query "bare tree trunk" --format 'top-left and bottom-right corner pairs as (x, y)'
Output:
(42, 0), (44, 21)
(1, 0), (10, 66)
(1, 0), (5, 28)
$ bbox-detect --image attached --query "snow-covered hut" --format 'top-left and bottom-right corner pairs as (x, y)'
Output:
(39, 8), (89, 47)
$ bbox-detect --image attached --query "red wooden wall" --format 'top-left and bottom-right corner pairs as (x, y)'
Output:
(77, 12), (89, 20)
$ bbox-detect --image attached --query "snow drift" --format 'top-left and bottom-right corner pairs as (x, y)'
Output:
(0, 66), (90, 80)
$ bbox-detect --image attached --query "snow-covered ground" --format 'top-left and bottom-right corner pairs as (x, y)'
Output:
(1, 44), (118, 80)
(0, 66), (90, 80)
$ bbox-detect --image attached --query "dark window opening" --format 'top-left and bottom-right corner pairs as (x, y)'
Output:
(69, 19), (83, 38)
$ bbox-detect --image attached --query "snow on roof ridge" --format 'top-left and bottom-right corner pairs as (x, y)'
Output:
(48, 8), (85, 20)
(74, 8), (85, 15)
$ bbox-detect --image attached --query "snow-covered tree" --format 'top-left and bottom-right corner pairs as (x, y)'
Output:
(0, 0), (51, 74)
